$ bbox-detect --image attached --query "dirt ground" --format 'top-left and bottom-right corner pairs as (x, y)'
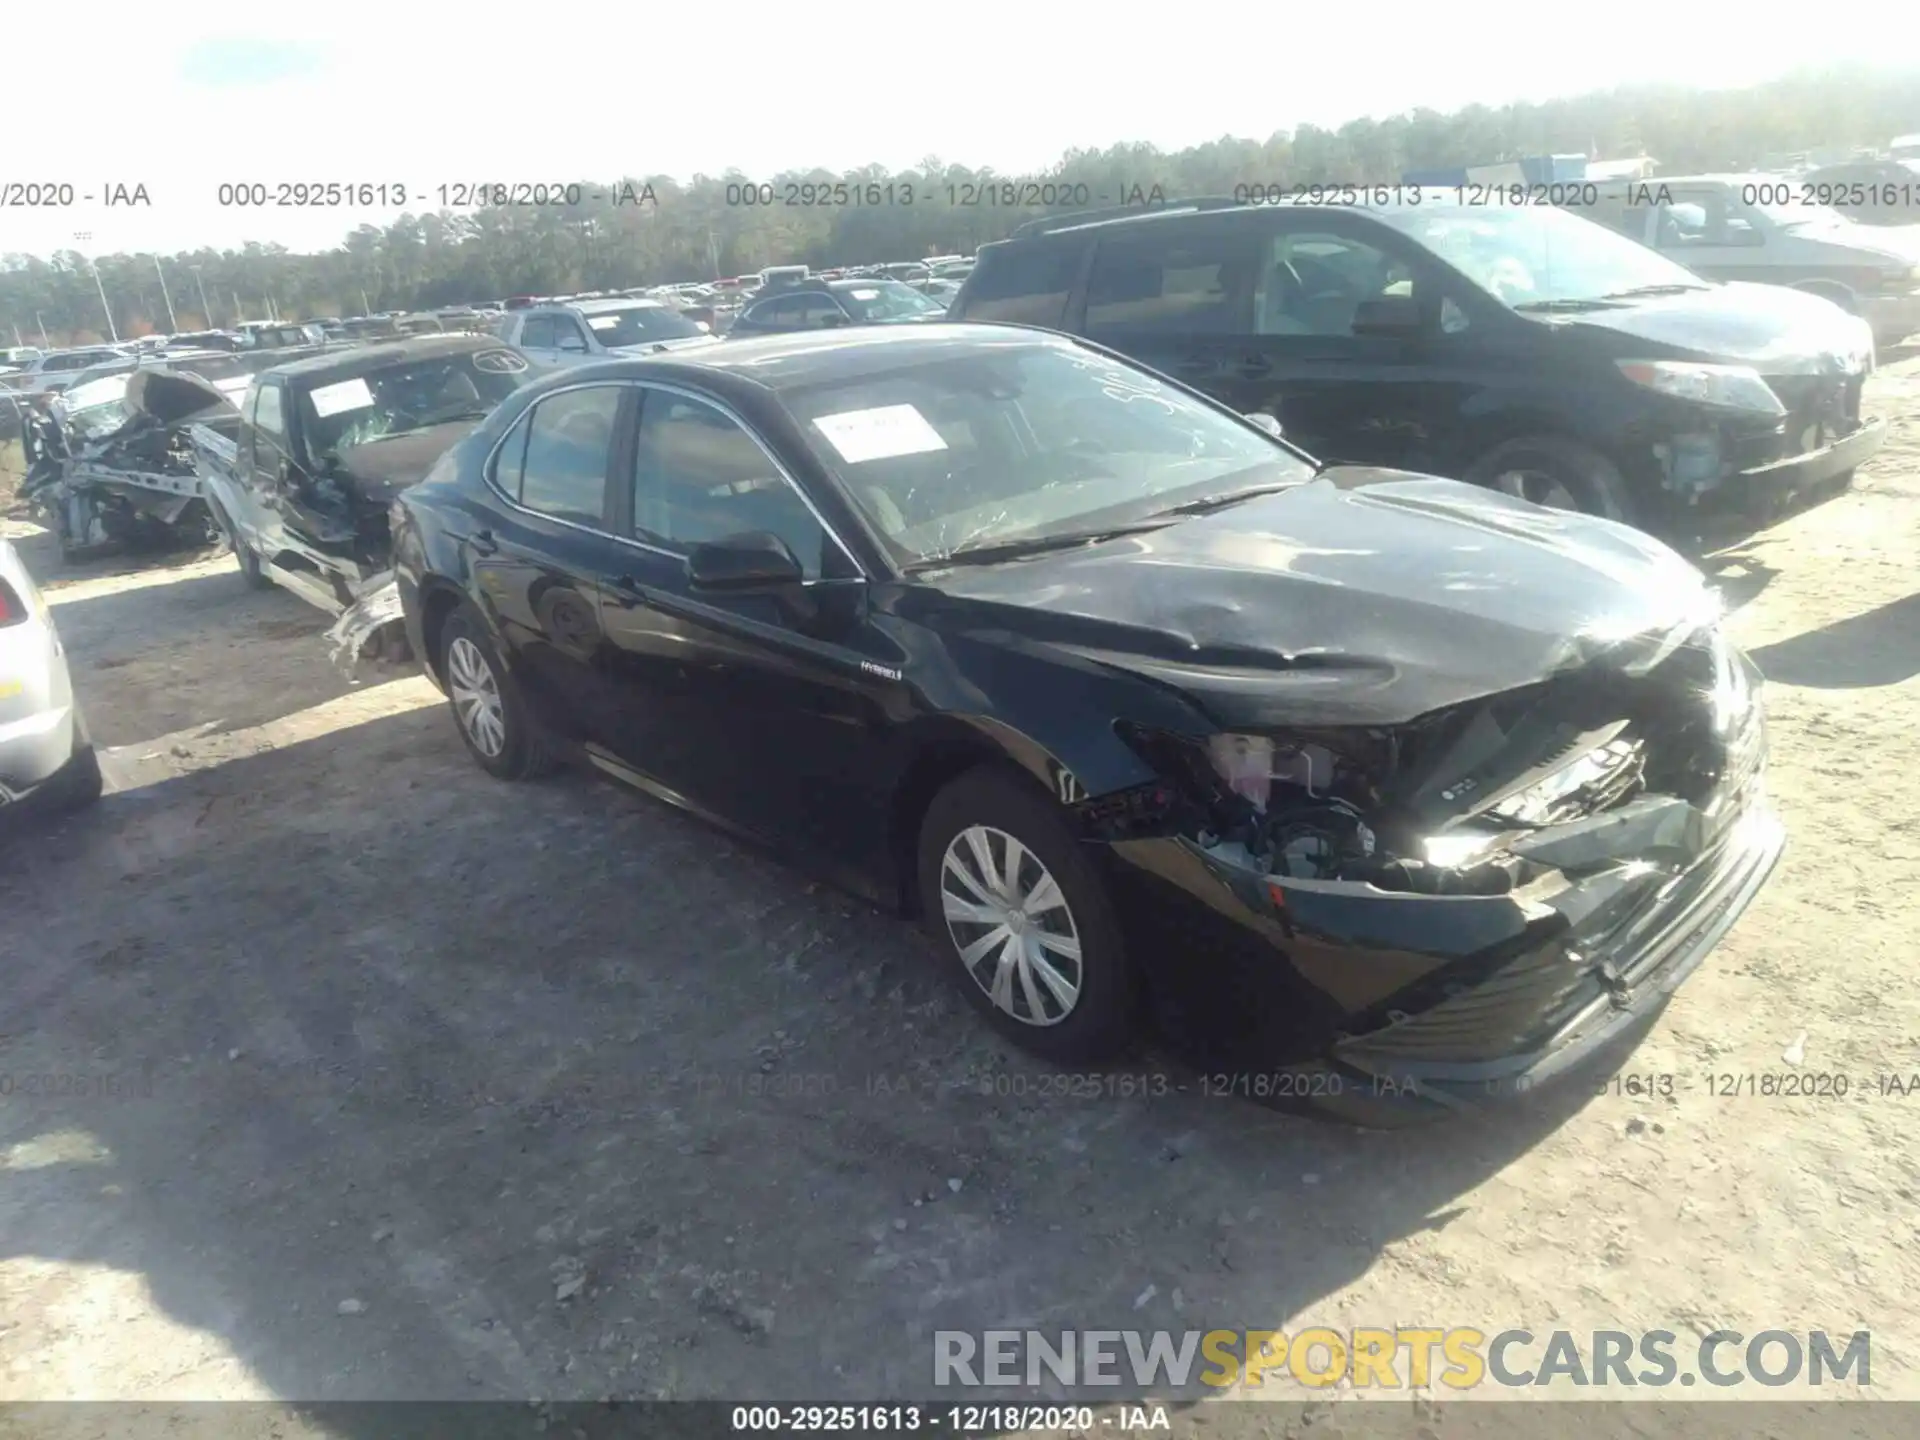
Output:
(2, 356), (1919, 1427)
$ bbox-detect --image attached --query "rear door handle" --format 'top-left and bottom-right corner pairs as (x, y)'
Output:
(611, 573), (646, 599)
(1235, 355), (1273, 378)
(469, 529), (498, 556)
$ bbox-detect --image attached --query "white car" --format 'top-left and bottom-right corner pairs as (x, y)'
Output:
(496, 299), (720, 368)
(0, 539), (101, 816)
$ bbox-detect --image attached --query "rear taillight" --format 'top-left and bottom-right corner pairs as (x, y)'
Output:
(0, 579), (25, 626)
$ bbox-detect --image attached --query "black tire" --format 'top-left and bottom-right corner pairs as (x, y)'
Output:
(1467, 435), (1637, 526)
(45, 745), (104, 810)
(437, 604), (560, 781)
(916, 765), (1137, 1064)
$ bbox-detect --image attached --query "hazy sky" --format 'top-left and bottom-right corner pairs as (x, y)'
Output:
(0, 0), (1905, 258)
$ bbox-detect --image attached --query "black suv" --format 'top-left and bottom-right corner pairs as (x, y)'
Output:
(948, 197), (1884, 531)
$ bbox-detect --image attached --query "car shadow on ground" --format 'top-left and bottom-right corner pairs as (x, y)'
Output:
(1746, 590), (1920, 689)
(1687, 538), (1782, 616)
(43, 569), (357, 749)
(0, 705), (1625, 1415)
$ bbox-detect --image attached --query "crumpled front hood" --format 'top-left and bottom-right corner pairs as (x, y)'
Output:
(918, 469), (1718, 728)
(332, 419), (483, 504)
(125, 367), (235, 425)
(1549, 281), (1874, 371)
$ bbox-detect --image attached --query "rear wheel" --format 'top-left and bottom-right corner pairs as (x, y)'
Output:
(916, 767), (1137, 1064)
(438, 605), (559, 781)
(1468, 436), (1636, 525)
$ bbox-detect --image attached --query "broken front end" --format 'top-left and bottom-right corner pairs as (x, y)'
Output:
(1104, 623), (1782, 1123)
(21, 370), (235, 562)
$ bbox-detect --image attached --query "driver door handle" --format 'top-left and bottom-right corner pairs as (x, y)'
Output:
(1235, 354), (1273, 378)
(469, 529), (498, 557)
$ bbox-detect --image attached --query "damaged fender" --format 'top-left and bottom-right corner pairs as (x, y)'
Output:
(325, 573), (410, 673)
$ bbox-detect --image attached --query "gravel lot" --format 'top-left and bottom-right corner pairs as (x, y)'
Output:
(2, 354), (1918, 1424)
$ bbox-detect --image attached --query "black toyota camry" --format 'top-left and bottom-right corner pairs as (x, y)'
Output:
(389, 323), (1783, 1125)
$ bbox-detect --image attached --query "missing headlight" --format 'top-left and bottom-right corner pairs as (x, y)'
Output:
(1205, 733), (1336, 811)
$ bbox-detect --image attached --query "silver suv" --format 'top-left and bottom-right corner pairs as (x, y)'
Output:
(496, 298), (719, 369)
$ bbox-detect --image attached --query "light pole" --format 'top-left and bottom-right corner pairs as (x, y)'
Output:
(191, 265), (213, 326)
(151, 255), (178, 332)
(72, 231), (119, 343)
(34, 311), (49, 346)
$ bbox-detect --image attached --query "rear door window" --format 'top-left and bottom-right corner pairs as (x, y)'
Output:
(954, 244), (1085, 326)
(1083, 229), (1258, 337)
(519, 315), (557, 349)
(517, 385), (622, 526)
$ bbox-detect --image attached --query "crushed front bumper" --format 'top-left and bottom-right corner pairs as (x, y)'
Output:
(1157, 666), (1782, 1126)
(1326, 801), (1784, 1121)
(1731, 417), (1885, 509)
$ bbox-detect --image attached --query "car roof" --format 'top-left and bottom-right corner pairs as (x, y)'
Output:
(530, 297), (668, 315)
(543, 322), (1076, 392)
(1620, 173), (1766, 187)
(264, 333), (503, 382)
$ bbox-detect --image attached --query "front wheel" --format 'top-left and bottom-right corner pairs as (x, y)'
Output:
(1468, 435), (1637, 526)
(916, 767), (1138, 1064)
(438, 606), (559, 781)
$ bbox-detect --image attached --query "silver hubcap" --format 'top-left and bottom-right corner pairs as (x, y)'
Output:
(447, 636), (507, 758)
(1493, 468), (1581, 513)
(940, 825), (1082, 1026)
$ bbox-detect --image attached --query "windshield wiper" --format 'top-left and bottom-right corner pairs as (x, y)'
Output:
(1511, 296), (1629, 312)
(1143, 482), (1298, 519)
(1599, 283), (1712, 298)
(906, 520), (1172, 571)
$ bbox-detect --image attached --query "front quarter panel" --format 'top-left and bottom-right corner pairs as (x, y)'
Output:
(880, 586), (1214, 803)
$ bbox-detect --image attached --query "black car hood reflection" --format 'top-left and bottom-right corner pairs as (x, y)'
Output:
(912, 468), (1716, 728)
(1545, 280), (1868, 369)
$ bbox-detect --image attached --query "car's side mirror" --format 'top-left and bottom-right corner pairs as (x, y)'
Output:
(686, 531), (804, 591)
(1727, 222), (1765, 247)
(816, 313), (848, 328)
(1351, 294), (1425, 335)
(1244, 412), (1284, 438)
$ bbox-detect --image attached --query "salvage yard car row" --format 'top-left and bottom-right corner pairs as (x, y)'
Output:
(8, 185), (1900, 1122)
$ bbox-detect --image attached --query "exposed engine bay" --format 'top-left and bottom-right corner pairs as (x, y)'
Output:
(1126, 622), (1760, 901)
(18, 368), (244, 560)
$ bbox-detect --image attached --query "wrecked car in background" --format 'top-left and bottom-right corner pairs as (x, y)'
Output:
(19, 365), (245, 560)
(389, 325), (1783, 1126)
(192, 335), (534, 664)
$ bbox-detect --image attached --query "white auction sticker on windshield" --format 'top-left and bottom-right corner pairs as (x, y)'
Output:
(588, 315), (622, 330)
(309, 376), (375, 417)
(848, 288), (879, 300)
(811, 404), (948, 464)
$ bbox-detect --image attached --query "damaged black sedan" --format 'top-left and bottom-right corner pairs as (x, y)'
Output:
(390, 325), (1783, 1125)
